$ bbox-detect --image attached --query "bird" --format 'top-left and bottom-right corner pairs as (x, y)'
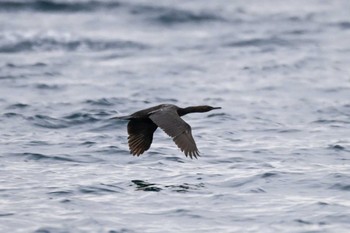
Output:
(113, 104), (221, 159)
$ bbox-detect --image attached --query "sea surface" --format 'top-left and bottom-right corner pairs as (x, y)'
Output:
(1, 0), (350, 232)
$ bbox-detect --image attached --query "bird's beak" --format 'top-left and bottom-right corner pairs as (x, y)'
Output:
(213, 107), (222, 110)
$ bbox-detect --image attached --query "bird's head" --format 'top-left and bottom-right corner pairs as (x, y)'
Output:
(192, 105), (222, 113)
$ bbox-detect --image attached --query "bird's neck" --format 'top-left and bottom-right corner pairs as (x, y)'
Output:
(178, 106), (205, 116)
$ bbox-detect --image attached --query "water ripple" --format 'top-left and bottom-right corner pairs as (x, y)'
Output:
(63, 112), (99, 124)
(148, 8), (223, 25)
(330, 183), (350, 191)
(78, 184), (123, 194)
(226, 37), (291, 48)
(6, 103), (30, 109)
(328, 144), (347, 151)
(28, 114), (68, 129)
(0, 0), (122, 12)
(84, 98), (115, 106)
(131, 180), (162, 192)
(11, 152), (80, 163)
(0, 34), (147, 53)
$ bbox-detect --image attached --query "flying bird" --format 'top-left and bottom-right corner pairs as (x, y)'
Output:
(113, 104), (221, 159)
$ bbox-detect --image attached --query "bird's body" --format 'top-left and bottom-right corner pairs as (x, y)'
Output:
(114, 104), (221, 159)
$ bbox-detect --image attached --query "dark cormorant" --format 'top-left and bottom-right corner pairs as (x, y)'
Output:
(113, 104), (221, 159)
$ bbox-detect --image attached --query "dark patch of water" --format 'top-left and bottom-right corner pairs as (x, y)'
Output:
(12, 152), (80, 163)
(0, 0), (122, 13)
(330, 183), (350, 191)
(28, 114), (68, 129)
(0, 36), (147, 53)
(6, 103), (30, 109)
(78, 184), (122, 194)
(131, 180), (162, 192)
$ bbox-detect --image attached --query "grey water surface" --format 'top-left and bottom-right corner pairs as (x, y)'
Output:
(1, 0), (350, 232)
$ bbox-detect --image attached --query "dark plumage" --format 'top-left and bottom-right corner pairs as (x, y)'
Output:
(113, 104), (221, 159)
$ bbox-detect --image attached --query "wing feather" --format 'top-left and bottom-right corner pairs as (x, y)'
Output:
(127, 119), (157, 156)
(149, 108), (200, 159)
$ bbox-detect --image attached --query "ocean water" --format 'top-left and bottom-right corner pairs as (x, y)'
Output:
(1, 0), (350, 232)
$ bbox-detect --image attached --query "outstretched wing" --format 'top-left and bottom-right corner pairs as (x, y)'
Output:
(149, 109), (199, 159)
(127, 119), (158, 156)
